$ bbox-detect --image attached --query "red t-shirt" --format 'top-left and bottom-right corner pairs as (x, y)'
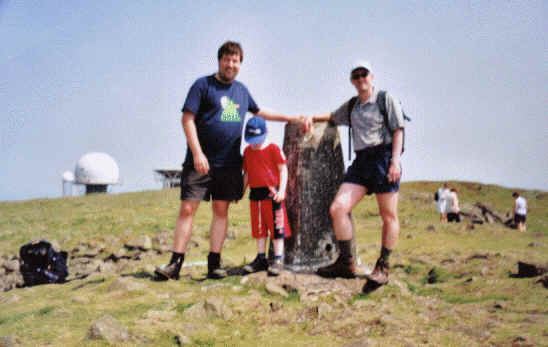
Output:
(243, 143), (286, 188)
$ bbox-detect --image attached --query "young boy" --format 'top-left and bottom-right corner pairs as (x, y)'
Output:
(241, 116), (291, 276)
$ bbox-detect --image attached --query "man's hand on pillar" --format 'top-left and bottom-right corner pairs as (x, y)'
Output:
(300, 115), (313, 133)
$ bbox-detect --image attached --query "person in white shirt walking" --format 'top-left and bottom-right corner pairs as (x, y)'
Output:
(436, 183), (450, 223)
(447, 188), (461, 223)
(512, 192), (527, 232)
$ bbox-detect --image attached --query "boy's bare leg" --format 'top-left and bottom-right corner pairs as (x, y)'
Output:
(272, 238), (284, 256)
(243, 237), (269, 274)
(268, 238), (285, 276)
(257, 237), (267, 253)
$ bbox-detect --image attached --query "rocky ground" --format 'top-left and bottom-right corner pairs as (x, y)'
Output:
(1, 228), (547, 346)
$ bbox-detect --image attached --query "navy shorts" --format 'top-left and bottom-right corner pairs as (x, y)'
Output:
(344, 145), (400, 195)
(447, 212), (461, 223)
(180, 166), (243, 201)
(514, 213), (526, 223)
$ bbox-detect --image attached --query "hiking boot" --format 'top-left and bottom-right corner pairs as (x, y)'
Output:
(242, 256), (269, 274)
(361, 279), (383, 295)
(364, 258), (389, 285)
(316, 256), (356, 278)
(207, 266), (227, 279)
(267, 259), (283, 276)
(154, 262), (180, 280)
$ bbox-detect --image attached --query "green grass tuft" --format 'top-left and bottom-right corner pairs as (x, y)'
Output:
(0, 305), (56, 325)
(442, 294), (508, 304)
(404, 264), (421, 275)
(194, 337), (216, 346)
(349, 293), (371, 304)
(282, 291), (300, 303)
(0, 312), (33, 326)
(422, 267), (454, 284)
(37, 306), (56, 316)
(175, 303), (194, 313)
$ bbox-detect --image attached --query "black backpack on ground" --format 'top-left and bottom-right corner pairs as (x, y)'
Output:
(19, 240), (69, 286)
(346, 90), (411, 159)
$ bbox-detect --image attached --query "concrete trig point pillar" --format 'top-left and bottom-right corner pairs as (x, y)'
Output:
(282, 121), (355, 272)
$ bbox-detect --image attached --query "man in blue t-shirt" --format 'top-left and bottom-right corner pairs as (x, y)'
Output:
(155, 41), (308, 280)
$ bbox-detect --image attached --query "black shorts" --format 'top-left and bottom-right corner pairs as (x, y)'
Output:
(447, 212), (461, 223)
(180, 166), (243, 201)
(514, 214), (526, 224)
(344, 145), (400, 195)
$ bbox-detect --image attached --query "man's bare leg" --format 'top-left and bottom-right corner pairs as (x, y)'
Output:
(207, 200), (230, 278)
(330, 183), (367, 240)
(173, 200), (201, 253)
(317, 183), (366, 278)
(209, 200), (230, 252)
(155, 200), (200, 280)
(365, 192), (399, 285)
(377, 192), (400, 250)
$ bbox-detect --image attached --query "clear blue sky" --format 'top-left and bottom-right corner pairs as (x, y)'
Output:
(1, 1), (547, 201)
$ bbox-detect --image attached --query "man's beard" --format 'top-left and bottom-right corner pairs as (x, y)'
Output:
(218, 70), (235, 83)
(219, 75), (230, 82)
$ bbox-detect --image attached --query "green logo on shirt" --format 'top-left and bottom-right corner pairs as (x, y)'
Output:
(220, 96), (241, 122)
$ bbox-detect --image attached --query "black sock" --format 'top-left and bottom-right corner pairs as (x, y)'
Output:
(274, 255), (283, 261)
(169, 252), (185, 266)
(169, 252), (184, 273)
(380, 246), (392, 264)
(257, 253), (266, 260)
(208, 252), (221, 271)
(338, 240), (353, 262)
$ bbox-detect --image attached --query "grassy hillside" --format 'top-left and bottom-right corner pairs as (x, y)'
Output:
(0, 181), (546, 346)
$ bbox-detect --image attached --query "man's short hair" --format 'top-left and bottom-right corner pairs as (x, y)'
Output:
(218, 41), (243, 62)
(512, 192), (519, 198)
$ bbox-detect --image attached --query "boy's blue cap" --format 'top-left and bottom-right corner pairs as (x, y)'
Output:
(244, 116), (267, 145)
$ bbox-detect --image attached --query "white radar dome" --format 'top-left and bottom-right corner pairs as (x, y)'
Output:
(74, 152), (120, 185)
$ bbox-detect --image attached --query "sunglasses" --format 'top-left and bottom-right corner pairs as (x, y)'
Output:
(351, 70), (369, 80)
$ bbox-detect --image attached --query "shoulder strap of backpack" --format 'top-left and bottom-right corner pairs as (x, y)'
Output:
(379, 90), (411, 122)
(347, 96), (358, 160)
(377, 90), (405, 154)
(376, 90), (389, 127)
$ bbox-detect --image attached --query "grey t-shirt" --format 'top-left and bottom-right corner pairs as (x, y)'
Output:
(331, 88), (404, 151)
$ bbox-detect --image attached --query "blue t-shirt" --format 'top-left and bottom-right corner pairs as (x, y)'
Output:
(182, 75), (259, 168)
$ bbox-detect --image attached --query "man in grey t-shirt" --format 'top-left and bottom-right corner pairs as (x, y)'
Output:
(305, 61), (404, 291)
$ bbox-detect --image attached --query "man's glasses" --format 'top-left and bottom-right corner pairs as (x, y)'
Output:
(352, 70), (369, 80)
